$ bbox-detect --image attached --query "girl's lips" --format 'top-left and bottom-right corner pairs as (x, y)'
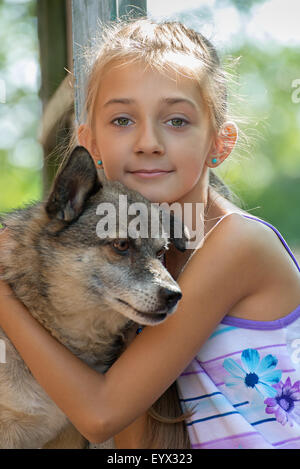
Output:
(129, 171), (173, 179)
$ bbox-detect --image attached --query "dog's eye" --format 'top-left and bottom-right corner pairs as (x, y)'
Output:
(112, 239), (130, 253)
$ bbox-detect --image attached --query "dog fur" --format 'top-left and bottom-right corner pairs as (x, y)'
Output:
(0, 146), (189, 449)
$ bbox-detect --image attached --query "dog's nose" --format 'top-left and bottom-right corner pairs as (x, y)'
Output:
(159, 288), (182, 310)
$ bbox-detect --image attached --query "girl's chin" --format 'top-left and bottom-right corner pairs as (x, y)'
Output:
(114, 174), (184, 203)
(137, 192), (179, 204)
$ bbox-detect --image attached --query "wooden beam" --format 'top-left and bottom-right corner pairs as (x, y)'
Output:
(66, 0), (74, 73)
(71, 0), (147, 124)
(71, 0), (117, 124)
(37, 0), (68, 105)
(37, 0), (71, 195)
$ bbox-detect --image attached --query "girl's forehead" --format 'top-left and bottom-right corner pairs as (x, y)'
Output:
(96, 61), (204, 108)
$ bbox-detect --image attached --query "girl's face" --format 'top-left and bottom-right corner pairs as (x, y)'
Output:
(81, 61), (215, 204)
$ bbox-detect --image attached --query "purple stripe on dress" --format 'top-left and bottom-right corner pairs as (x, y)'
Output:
(221, 305), (300, 330)
(191, 431), (267, 449)
(180, 369), (205, 377)
(189, 352), (294, 391)
(277, 441), (300, 449)
(192, 434), (300, 449)
(273, 436), (300, 447)
(196, 343), (286, 365)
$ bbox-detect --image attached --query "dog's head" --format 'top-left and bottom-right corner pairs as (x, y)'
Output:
(42, 146), (190, 326)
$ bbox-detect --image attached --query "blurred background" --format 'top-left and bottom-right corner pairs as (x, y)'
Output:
(0, 0), (299, 255)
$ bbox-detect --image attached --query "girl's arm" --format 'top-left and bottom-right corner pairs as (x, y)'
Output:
(0, 214), (265, 443)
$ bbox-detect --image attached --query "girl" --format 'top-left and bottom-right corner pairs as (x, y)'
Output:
(1, 18), (300, 450)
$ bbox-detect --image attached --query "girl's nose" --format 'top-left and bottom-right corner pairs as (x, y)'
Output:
(133, 121), (165, 155)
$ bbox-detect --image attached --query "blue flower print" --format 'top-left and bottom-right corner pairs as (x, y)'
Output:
(223, 349), (282, 399)
(265, 377), (300, 426)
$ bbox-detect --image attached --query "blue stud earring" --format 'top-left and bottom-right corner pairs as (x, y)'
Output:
(211, 158), (218, 164)
(97, 160), (102, 166)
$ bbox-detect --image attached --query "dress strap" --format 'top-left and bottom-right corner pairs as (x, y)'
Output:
(241, 215), (300, 273)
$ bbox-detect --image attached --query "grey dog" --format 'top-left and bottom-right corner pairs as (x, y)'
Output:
(0, 146), (189, 449)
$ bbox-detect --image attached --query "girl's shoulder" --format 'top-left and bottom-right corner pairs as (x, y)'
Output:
(204, 212), (300, 307)
(206, 211), (287, 256)
(204, 211), (276, 253)
(200, 211), (286, 287)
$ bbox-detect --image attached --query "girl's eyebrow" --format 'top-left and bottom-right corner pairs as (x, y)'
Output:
(103, 97), (198, 110)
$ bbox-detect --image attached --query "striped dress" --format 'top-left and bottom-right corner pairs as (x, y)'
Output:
(177, 215), (300, 449)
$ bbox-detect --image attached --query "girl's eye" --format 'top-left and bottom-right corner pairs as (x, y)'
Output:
(112, 117), (188, 128)
(112, 239), (130, 254)
(112, 117), (132, 127)
(167, 118), (188, 128)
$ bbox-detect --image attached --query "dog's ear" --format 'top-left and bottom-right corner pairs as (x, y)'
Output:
(45, 146), (102, 223)
(160, 209), (190, 252)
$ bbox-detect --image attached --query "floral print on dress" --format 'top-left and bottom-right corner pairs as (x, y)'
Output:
(264, 377), (300, 426)
(223, 348), (282, 399)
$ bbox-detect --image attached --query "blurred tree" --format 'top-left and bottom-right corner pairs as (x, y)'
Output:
(218, 43), (300, 244)
(0, 0), (42, 213)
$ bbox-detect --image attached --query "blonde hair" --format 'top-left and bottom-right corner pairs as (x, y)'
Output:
(66, 17), (237, 202)
(66, 17), (240, 448)
(83, 17), (227, 134)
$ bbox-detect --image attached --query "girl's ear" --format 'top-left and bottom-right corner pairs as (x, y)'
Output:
(77, 124), (100, 162)
(206, 121), (238, 168)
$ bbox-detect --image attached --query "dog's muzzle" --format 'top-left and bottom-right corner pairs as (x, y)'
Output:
(116, 287), (182, 324)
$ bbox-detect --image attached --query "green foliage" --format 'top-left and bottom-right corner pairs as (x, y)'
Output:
(0, 155), (42, 213)
(218, 43), (300, 244)
(0, 0), (42, 214)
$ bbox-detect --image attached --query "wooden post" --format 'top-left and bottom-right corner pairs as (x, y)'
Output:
(71, 0), (117, 125)
(37, 0), (68, 108)
(71, 0), (147, 125)
(37, 0), (71, 194)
